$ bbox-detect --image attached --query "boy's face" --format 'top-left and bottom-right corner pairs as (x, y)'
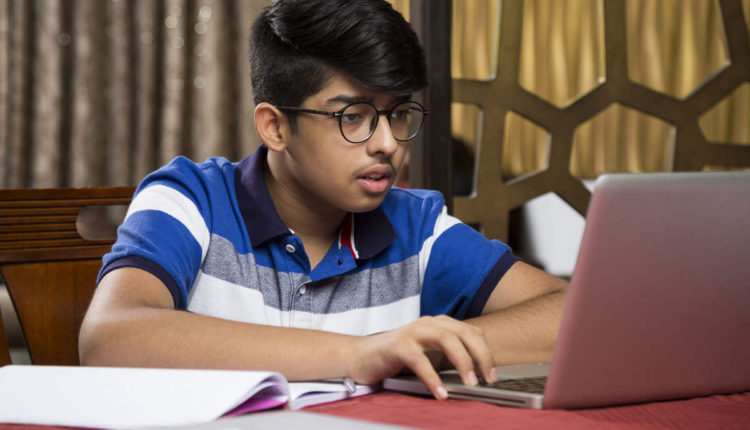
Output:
(278, 71), (410, 214)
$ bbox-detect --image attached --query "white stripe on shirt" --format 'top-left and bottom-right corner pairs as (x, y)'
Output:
(126, 184), (210, 260)
(187, 271), (421, 335)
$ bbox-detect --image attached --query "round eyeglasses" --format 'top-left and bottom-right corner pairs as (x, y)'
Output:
(275, 100), (428, 144)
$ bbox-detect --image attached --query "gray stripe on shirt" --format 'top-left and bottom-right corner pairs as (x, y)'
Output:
(200, 234), (421, 313)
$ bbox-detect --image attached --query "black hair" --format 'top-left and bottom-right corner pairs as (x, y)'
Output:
(249, 0), (427, 129)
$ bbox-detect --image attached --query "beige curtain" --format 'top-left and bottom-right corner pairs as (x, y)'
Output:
(452, 0), (750, 179)
(1, 0), (267, 188)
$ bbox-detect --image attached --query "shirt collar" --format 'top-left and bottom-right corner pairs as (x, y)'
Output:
(234, 145), (290, 246)
(341, 208), (397, 260)
(234, 145), (397, 258)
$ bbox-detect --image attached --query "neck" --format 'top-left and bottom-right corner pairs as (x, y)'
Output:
(264, 154), (346, 242)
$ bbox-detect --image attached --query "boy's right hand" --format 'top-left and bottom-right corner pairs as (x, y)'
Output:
(345, 315), (499, 399)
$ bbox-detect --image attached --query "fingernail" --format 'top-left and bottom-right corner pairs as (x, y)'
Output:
(436, 385), (449, 400)
(467, 371), (478, 386)
(489, 367), (499, 382)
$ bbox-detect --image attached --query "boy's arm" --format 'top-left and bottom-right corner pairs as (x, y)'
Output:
(79, 267), (498, 399)
(465, 261), (569, 365)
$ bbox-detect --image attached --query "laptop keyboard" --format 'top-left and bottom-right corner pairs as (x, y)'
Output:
(483, 376), (547, 394)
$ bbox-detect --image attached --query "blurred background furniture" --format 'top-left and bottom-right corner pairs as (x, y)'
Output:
(0, 187), (133, 365)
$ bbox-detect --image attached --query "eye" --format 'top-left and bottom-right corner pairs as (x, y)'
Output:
(391, 108), (410, 121)
(341, 113), (363, 124)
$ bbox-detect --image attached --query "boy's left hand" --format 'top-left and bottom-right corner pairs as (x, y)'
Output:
(344, 315), (499, 400)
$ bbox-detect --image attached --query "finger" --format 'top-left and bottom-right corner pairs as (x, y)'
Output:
(401, 347), (449, 400)
(433, 332), (479, 386)
(454, 325), (497, 383)
(429, 316), (497, 384)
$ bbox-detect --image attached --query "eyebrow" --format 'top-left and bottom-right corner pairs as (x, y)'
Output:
(325, 94), (413, 107)
(325, 95), (373, 106)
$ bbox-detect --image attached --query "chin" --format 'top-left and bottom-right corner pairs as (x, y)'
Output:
(344, 192), (389, 213)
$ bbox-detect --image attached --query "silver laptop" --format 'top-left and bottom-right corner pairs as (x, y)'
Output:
(385, 172), (750, 409)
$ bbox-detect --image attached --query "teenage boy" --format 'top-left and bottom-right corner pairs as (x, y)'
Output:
(79, 0), (568, 400)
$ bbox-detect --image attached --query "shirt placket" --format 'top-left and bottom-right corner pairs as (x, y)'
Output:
(283, 235), (313, 328)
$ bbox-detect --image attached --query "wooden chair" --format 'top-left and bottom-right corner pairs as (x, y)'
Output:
(0, 187), (134, 365)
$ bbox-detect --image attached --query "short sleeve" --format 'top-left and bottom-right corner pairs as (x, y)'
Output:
(97, 157), (214, 309)
(420, 207), (518, 320)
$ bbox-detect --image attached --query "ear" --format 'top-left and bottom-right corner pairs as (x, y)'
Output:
(254, 102), (289, 152)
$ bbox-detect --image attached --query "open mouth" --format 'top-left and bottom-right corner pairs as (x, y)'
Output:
(363, 172), (387, 181)
(357, 168), (392, 194)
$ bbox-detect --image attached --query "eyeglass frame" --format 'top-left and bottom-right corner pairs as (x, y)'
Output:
(274, 100), (429, 144)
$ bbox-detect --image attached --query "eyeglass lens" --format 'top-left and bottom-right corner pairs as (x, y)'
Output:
(340, 102), (425, 143)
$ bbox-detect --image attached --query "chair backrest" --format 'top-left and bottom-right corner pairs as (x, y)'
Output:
(0, 187), (134, 365)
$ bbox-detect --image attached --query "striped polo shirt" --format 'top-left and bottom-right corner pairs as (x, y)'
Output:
(98, 145), (518, 335)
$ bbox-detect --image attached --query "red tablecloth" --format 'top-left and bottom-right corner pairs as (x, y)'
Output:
(308, 391), (750, 430)
(1, 391), (748, 430)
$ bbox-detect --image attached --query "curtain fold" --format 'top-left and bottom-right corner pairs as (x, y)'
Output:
(1, 0), (265, 188)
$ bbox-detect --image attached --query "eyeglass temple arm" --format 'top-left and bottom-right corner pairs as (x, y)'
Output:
(275, 106), (338, 117)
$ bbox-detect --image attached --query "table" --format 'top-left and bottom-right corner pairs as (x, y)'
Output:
(1, 391), (749, 430)
(308, 390), (750, 429)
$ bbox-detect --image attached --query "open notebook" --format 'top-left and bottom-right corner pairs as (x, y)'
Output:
(385, 172), (750, 409)
(0, 365), (375, 429)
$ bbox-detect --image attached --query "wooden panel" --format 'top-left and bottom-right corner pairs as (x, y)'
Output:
(0, 187), (134, 264)
(0, 305), (10, 365)
(451, 0), (750, 241)
(1, 261), (101, 365)
(409, 0), (454, 207)
(0, 186), (135, 365)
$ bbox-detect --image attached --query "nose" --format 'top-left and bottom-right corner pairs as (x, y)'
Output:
(365, 113), (400, 157)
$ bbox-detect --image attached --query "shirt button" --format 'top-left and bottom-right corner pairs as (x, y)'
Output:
(285, 244), (296, 253)
(299, 286), (307, 295)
